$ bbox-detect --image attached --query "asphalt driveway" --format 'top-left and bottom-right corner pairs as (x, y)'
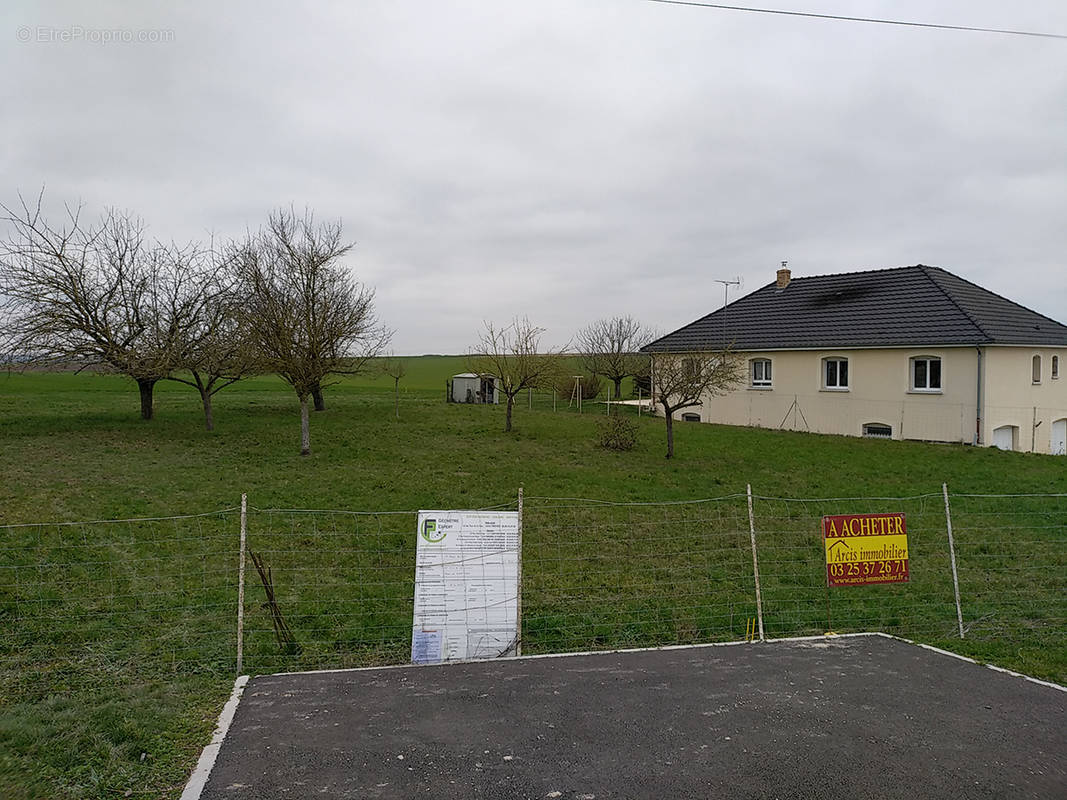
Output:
(198, 635), (1065, 799)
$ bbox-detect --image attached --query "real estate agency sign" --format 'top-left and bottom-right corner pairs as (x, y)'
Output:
(822, 513), (909, 587)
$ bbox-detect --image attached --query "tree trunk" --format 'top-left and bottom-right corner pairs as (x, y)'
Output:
(137, 378), (157, 421)
(665, 411), (674, 459)
(613, 377), (623, 399)
(394, 378), (400, 419)
(311, 383), (325, 411)
(300, 396), (311, 456)
(505, 395), (514, 432)
(200, 387), (215, 431)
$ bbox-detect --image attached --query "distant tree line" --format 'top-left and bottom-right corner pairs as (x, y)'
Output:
(1, 192), (740, 459)
(0, 194), (390, 455)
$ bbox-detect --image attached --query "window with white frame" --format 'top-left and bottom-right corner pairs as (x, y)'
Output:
(822, 357), (849, 390)
(911, 356), (942, 391)
(750, 358), (772, 387)
(1054, 355), (1060, 380)
(1032, 355), (1042, 384)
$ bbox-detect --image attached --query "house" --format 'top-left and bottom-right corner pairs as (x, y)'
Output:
(449, 373), (499, 404)
(642, 265), (1067, 454)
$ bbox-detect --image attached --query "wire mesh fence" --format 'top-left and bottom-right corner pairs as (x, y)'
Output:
(451, 388), (652, 417)
(749, 493), (960, 640)
(945, 493), (1067, 646)
(240, 508), (417, 674)
(520, 495), (757, 654)
(1, 489), (1064, 682)
(0, 510), (239, 703)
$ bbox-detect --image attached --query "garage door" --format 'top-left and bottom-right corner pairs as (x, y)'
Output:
(1052, 419), (1067, 456)
(992, 425), (1015, 451)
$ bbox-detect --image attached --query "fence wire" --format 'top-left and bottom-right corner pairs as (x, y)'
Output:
(946, 494), (1067, 645)
(241, 509), (418, 673)
(0, 510), (238, 703)
(748, 494), (958, 640)
(1, 492), (1064, 682)
(521, 495), (756, 654)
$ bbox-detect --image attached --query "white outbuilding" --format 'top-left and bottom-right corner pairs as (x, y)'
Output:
(450, 373), (499, 404)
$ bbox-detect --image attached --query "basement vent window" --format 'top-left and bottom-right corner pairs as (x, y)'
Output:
(862, 423), (892, 439)
(681, 413), (701, 422)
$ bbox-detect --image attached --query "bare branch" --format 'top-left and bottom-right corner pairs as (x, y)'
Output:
(651, 349), (745, 458)
(470, 317), (568, 432)
(576, 315), (654, 399)
(237, 207), (392, 453)
(0, 197), (191, 418)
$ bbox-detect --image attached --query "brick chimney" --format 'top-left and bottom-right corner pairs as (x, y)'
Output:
(776, 261), (791, 289)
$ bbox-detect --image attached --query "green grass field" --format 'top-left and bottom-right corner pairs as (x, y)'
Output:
(1, 360), (1064, 798)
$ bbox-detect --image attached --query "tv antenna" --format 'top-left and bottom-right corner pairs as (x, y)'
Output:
(714, 277), (742, 349)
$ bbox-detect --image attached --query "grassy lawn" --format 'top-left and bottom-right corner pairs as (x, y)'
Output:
(0, 361), (1064, 798)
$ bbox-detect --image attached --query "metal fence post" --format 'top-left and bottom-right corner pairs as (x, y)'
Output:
(516, 486), (524, 656)
(236, 493), (248, 674)
(746, 484), (765, 641)
(942, 483), (965, 639)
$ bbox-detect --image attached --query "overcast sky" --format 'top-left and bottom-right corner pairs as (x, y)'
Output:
(3, 1), (1065, 353)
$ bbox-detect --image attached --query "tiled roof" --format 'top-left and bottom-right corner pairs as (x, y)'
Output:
(643, 265), (1067, 352)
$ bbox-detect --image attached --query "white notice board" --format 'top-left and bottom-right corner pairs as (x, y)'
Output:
(411, 510), (520, 664)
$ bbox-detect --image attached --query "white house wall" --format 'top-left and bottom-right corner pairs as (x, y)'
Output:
(665, 346), (1067, 453)
(695, 348), (978, 444)
(981, 346), (1067, 454)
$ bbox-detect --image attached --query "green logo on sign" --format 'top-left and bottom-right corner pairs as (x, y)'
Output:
(421, 519), (445, 543)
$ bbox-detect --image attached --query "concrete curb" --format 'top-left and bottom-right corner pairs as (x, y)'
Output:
(179, 674), (249, 800)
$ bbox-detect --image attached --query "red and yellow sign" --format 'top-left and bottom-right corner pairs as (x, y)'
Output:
(822, 513), (909, 587)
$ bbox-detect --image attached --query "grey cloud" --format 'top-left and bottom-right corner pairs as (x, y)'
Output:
(3, 0), (1065, 352)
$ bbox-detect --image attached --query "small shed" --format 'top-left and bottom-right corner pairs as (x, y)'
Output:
(450, 373), (499, 404)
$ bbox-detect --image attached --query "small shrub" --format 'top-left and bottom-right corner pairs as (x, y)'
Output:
(597, 412), (638, 451)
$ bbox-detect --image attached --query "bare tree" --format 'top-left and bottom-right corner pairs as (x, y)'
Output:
(238, 208), (391, 455)
(0, 195), (191, 419)
(470, 318), (566, 432)
(165, 248), (262, 430)
(576, 316), (653, 399)
(651, 350), (744, 458)
(380, 355), (406, 419)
